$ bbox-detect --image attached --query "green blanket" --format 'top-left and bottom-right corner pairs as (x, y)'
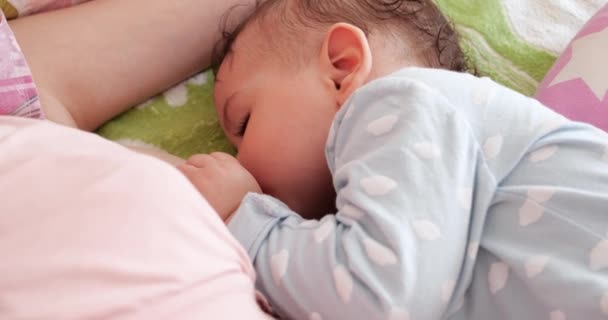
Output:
(97, 0), (601, 158)
(98, 72), (236, 158)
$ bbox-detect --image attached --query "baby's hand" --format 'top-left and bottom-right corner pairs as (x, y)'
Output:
(178, 152), (261, 221)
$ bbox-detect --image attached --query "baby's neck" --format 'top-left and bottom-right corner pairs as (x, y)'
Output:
(365, 36), (419, 84)
(366, 60), (410, 84)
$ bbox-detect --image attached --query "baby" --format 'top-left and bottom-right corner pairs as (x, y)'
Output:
(178, 0), (608, 319)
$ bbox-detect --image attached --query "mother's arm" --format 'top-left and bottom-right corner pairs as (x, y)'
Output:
(10, 0), (253, 131)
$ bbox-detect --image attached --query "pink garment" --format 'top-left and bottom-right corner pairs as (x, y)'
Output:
(0, 10), (43, 119)
(0, 116), (271, 319)
(535, 4), (608, 132)
(0, 0), (96, 119)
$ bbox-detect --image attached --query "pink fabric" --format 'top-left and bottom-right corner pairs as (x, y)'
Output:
(0, 11), (43, 119)
(0, 0), (95, 119)
(0, 117), (271, 319)
(535, 4), (608, 131)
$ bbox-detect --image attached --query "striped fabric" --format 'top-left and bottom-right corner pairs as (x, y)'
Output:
(0, 10), (43, 119)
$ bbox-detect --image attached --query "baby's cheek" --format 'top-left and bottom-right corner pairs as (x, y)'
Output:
(236, 150), (276, 191)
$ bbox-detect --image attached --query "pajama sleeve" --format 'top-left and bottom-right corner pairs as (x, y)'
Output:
(228, 77), (492, 320)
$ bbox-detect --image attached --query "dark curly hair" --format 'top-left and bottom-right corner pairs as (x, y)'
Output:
(213, 0), (469, 74)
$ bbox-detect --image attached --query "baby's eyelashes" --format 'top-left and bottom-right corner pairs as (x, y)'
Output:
(236, 113), (250, 137)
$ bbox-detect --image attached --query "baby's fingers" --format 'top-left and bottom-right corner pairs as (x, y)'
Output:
(186, 154), (217, 168)
(176, 162), (197, 177)
(209, 152), (237, 162)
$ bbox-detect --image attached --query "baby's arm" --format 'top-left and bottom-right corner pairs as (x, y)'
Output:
(228, 78), (488, 319)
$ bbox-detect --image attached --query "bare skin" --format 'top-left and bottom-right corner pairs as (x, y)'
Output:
(9, 0), (255, 165)
(184, 20), (412, 220)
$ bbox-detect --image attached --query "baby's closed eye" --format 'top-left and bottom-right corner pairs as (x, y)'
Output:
(236, 113), (250, 137)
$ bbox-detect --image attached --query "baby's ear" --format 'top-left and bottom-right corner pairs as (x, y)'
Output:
(320, 23), (372, 107)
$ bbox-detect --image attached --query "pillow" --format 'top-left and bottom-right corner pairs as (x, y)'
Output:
(97, 71), (236, 159)
(434, 0), (604, 96)
(0, 116), (269, 319)
(535, 4), (608, 132)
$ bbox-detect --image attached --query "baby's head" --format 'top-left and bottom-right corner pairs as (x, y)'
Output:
(213, 0), (466, 218)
